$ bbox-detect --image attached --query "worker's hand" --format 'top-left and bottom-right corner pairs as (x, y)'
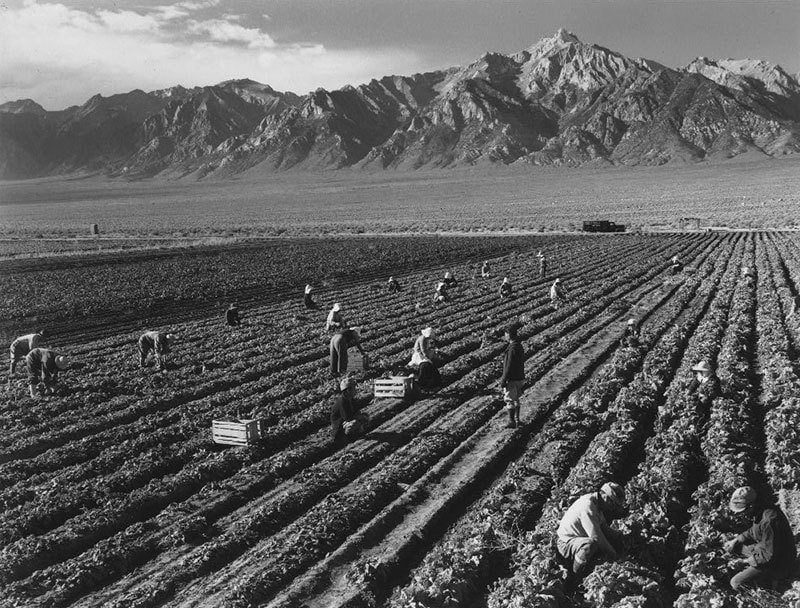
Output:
(723, 538), (741, 554)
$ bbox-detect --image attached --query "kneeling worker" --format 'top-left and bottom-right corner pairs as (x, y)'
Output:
(556, 482), (625, 575)
(139, 331), (175, 371)
(26, 347), (68, 399)
(410, 327), (442, 391)
(330, 377), (356, 447)
(724, 486), (796, 592)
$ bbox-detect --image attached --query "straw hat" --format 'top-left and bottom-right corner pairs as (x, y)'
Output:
(502, 277), (509, 283)
(166, 333), (176, 341)
(332, 303), (341, 311)
(305, 284), (313, 294)
(445, 272), (453, 279)
(55, 355), (69, 370)
(627, 318), (636, 326)
(691, 361), (711, 373)
(729, 486), (756, 513)
(421, 327), (433, 338)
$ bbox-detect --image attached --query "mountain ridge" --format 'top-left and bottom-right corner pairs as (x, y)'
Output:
(1, 30), (798, 179)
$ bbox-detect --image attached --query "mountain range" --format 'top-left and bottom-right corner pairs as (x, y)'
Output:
(1, 29), (799, 180)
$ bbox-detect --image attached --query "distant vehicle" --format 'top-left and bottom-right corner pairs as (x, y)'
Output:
(583, 220), (626, 233)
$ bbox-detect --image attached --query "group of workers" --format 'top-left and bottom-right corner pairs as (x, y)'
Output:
(557, 481), (796, 592)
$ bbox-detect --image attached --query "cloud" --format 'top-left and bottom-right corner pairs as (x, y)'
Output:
(0, 1), (426, 109)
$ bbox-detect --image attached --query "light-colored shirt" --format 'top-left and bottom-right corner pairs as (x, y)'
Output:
(326, 310), (345, 331)
(11, 333), (42, 353)
(557, 493), (608, 544)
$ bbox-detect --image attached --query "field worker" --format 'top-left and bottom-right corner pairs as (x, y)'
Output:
(481, 261), (490, 278)
(387, 276), (401, 293)
(621, 318), (641, 348)
(500, 325), (525, 428)
(688, 360), (720, 417)
(499, 277), (514, 299)
(723, 486), (796, 591)
(556, 482), (625, 575)
(443, 271), (458, 288)
(433, 281), (449, 304)
(225, 303), (240, 327)
(741, 266), (754, 280)
(550, 278), (567, 310)
(138, 331), (174, 370)
(410, 327), (442, 391)
(330, 377), (356, 446)
(26, 348), (68, 399)
(326, 303), (346, 333)
(304, 285), (321, 310)
(789, 294), (800, 320)
(9, 329), (48, 377)
(539, 253), (547, 278)
(670, 255), (683, 275)
(330, 327), (366, 377)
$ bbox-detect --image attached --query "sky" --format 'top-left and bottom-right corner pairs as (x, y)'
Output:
(1, 0), (798, 110)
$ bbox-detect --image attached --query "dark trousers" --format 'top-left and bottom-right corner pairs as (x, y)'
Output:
(416, 361), (441, 390)
(138, 337), (165, 369)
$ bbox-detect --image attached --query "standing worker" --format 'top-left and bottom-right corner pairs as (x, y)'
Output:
(500, 325), (525, 428)
(304, 285), (321, 310)
(410, 327), (442, 392)
(9, 329), (48, 378)
(556, 482), (625, 575)
(688, 360), (720, 419)
(550, 278), (567, 310)
(330, 327), (366, 377)
(26, 347), (68, 399)
(499, 277), (514, 299)
(138, 331), (174, 371)
(326, 302), (346, 333)
(621, 318), (640, 348)
(481, 261), (491, 278)
(538, 252), (547, 278)
(723, 486), (796, 591)
(387, 276), (401, 293)
(225, 303), (240, 327)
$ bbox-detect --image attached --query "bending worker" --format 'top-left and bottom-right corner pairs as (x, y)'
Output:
(500, 325), (525, 428)
(410, 327), (442, 391)
(443, 271), (457, 289)
(556, 482), (625, 575)
(9, 329), (48, 377)
(330, 327), (365, 377)
(433, 281), (449, 304)
(387, 276), (401, 293)
(550, 278), (567, 310)
(499, 277), (514, 299)
(26, 347), (68, 399)
(724, 486), (796, 591)
(326, 302), (346, 332)
(304, 285), (321, 310)
(621, 318), (640, 348)
(139, 331), (174, 371)
(225, 303), (240, 326)
(330, 377), (356, 447)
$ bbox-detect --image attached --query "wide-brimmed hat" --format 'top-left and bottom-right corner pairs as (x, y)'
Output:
(502, 277), (509, 283)
(627, 318), (636, 326)
(339, 377), (355, 391)
(305, 284), (313, 293)
(691, 361), (711, 373)
(166, 333), (176, 341)
(554, 278), (560, 283)
(332, 303), (341, 311)
(600, 482), (625, 508)
(445, 272), (453, 279)
(55, 355), (69, 370)
(729, 486), (757, 513)
(436, 281), (445, 290)
(421, 327), (433, 338)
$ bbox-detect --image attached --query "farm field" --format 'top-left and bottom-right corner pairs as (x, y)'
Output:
(1, 232), (800, 608)
(1, 157), (799, 239)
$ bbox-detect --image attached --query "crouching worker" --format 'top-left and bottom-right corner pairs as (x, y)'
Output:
(621, 318), (640, 348)
(26, 348), (68, 399)
(410, 327), (442, 392)
(688, 360), (720, 418)
(139, 331), (174, 370)
(330, 377), (368, 446)
(556, 482), (625, 576)
(724, 486), (796, 592)
(225, 303), (240, 326)
(9, 330), (48, 377)
(330, 327), (365, 377)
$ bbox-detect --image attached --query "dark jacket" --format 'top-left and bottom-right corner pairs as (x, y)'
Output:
(226, 307), (240, 326)
(140, 331), (170, 354)
(736, 507), (796, 573)
(501, 340), (525, 384)
(443, 276), (457, 288)
(499, 282), (513, 297)
(26, 348), (60, 386)
(330, 393), (354, 440)
(622, 325), (640, 347)
(688, 375), (720, 407)
(387, 279), (400, 293)
(304, 293), (318, 309)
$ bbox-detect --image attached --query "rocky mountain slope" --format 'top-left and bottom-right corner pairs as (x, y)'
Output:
(1, 30), (798, 179)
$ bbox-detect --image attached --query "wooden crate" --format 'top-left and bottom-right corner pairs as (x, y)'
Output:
(212, 419), (262, 446)
(347, 350), (369, 372)
(374, 376), (414, 398)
